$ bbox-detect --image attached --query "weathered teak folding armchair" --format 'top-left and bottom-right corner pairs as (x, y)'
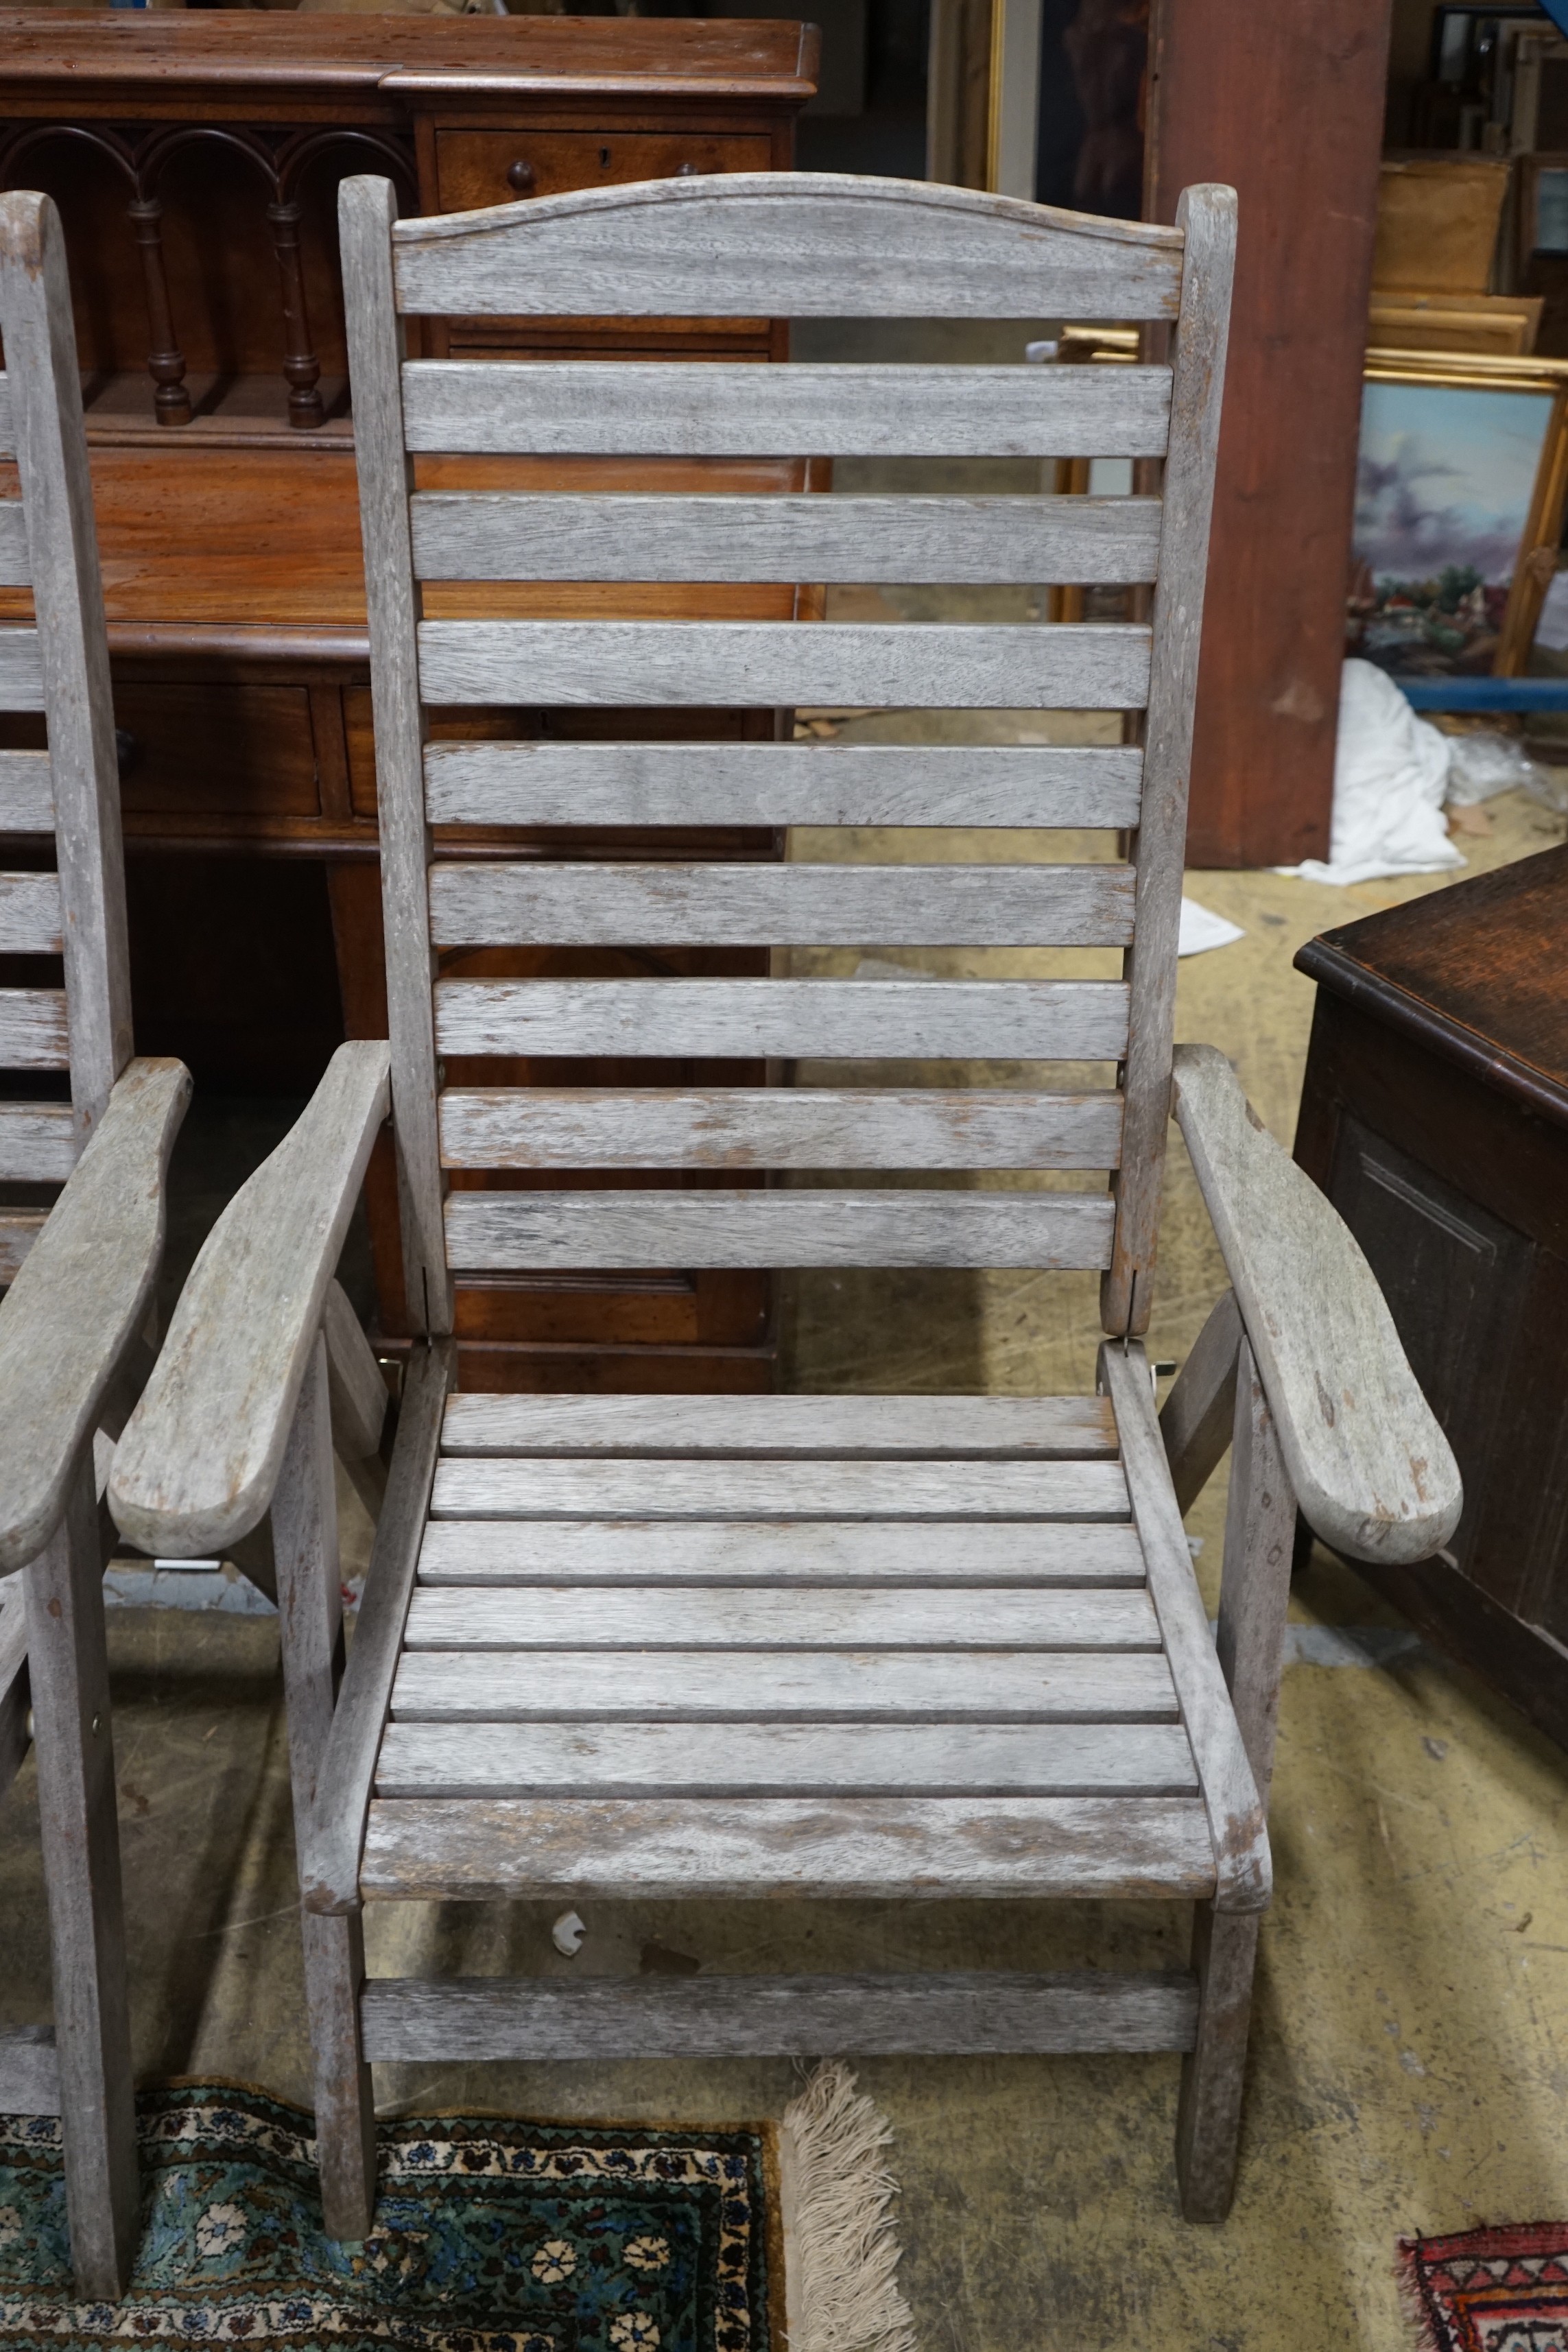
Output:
(0, 191), (192, 2296)
(112, 170), (1462, 2239)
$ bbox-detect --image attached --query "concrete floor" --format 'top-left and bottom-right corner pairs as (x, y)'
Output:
(4, 738), (1568, 2340)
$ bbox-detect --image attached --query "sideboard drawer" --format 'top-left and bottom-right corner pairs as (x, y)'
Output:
(433, 129), (772, 211)
(116, 682), (322, 819)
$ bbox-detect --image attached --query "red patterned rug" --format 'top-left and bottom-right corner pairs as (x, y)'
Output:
(1401, 2222), (1568, 2349)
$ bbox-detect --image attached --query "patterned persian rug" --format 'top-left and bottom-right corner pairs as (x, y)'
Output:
(1401, 2222), (1568, 2351)
(0, 2084), (784, 2351)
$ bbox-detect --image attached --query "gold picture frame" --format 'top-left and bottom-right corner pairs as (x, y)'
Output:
(1354, 346), (1568, 678)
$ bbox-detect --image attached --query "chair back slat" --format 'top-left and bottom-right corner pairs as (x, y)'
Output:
(410, 490), (1163, 587)
(431, 977), (1132, 1065)
(401, 359), (1174, 459)
(427, 861), (1135, 951)
(423, 741), (1144, 831)
(444, 1189), (1117, 1272)
(0, 198), (134, 1204)
(437, 1086), (1124, 1172)
(341, 168), (1235, 1335)
(418, 617), (1151, 712)
(391, 175), (1186, 321)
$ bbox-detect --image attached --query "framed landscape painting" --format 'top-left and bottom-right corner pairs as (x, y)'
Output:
(1349, 350), (1568, 678)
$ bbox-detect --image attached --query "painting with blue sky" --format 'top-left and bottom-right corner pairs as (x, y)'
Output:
(1349, 381), (1555, 675)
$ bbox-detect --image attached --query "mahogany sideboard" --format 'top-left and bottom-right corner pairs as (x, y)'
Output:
(1293, 844), (1568, 1748)
(0, 11), (818, 1392)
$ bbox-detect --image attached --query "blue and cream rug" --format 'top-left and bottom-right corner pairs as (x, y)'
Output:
(0, 2084), (784, 2351)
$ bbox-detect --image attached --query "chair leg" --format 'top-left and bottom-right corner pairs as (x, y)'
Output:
(25, 1445), (139, 2296)
(272, 1332), (376, 2240)
(1175, 1905), (1259, 2222)
(1175, 1335), (1295, 2222)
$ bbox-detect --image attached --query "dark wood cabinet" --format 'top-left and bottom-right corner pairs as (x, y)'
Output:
(1294, 845), (1568, 1744)
(0, 12), (818, 1392)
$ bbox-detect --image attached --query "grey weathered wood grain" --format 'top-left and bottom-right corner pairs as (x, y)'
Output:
(359, 1969), (1200, 2060)
(0, 1581), (28, 1801)
(0, 193), (133, 1132)
(1100, 1340), (1269, 1914)
(418, 617), (1152, 712)
(390, 173), (1185, 321)
(429, 862), (1135, 950)
(412, 491), (1163, 585)
(403, 1584), (1159, 1652)
(375, 1719), (1198, 1798)
(320, 1278), (389, 1464)
(438, 1086), (1124, 1172)
(301, 1340), (451, 1916)
(0, 748), (53, 832)
(444, 1187), (1117, 1272)
(423, 739), (1144, 832)
(0, 497), (30, 586)
(1172, 1041), (1463, 1563)
(391, 1648), (1174, 1723)
(109, 1041), (390, 1558)
(0, 2026), (58, 2115)
(24, 1445), (138, 2294)
(1215, 1338), (1296, 1810)
(0, 1210), (49, 1283)
(359, 1792), (1214, 1902)
(0, 870), (62, 953)
(340, 173), (450, 1339)
(430, 1455), (1128, 1521)
(1160, 1287), (1242, 1514)
(416, 1517), (1147, 1585)
(403, 357), (1174, 459)
(433, 976), (1132, 1064)
(0, 628), (44, 712)
(0, 1101), (82, 1184)
(0, 375), (12, 457)
(268, 1335), (378, 2238)
(0, 1060), (188, 1574)
(1176, 1904), (1259, 2223)
(0, 986), (69, 1070)
(440, 1390), (1119, 1459)
(1104, 185), (1237, 1335)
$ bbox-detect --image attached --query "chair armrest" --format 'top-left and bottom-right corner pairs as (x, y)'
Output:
(1171, 1043), (1461, 1565)
(109, 1041), (392, 1559)
(0, 1057), (189, 1573)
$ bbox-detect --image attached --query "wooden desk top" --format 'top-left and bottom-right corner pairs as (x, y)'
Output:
(0, 12), (819, 105)
(1295, 843), (1568, 1128)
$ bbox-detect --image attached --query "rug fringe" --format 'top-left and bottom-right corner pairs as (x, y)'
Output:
(779, 2062), (916, 2352)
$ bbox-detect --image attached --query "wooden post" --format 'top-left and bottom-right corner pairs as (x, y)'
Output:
(987, 0), (1043, 199)
(126, 196), (191, 429)
(25, 1446), (139, 2297)
(1143, 0), (1395, 866)
(927, 0), (995, 188)
(266, 200), (327, 432)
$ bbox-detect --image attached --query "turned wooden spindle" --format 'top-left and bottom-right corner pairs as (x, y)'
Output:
(266, 198), (326, 430)
(126, 195), (190, 427)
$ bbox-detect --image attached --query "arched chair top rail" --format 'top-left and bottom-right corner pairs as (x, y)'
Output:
(385, 169), (1195, 322)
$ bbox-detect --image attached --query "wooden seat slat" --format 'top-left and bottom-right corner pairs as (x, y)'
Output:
(429, 1454), (1130, 1521)
(391, 1647), (1176, 1722)
(411, 491), (1163, 586)
(440, 1390), (1119, 1458)
(402, 1584), (1159, 1652)
(359, 1792), (1215, 1903)
(433, 975), (1132, 1063)
(416, 1517), (1148, 1584)
(375, 1718), (1200, 1798)
(423, 740), (1144, 832)
(444, 1187), (1117, 1273)
(418, 617), (1152, 712)
(438, 1086), (1124, 1172)
(0, 870), (60, 952)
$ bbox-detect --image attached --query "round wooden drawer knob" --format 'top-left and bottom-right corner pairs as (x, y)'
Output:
(506, 160), (536, 193)
(677, 161), (709, 176)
